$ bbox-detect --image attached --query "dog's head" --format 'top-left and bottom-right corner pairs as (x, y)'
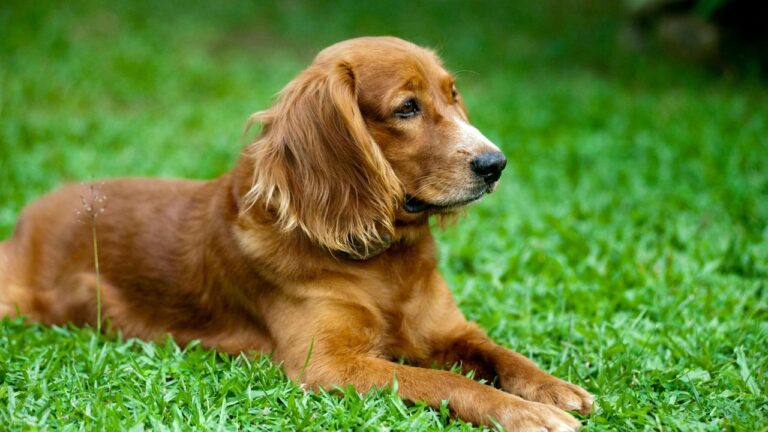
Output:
(244, 37), (505, 259)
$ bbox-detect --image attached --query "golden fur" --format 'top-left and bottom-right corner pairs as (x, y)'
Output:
(0, 37), (592, 431)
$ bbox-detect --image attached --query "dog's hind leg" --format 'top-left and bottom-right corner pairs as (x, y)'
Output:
(0, 239), (54, 322)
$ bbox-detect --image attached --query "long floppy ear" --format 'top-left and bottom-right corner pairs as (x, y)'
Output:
(243, 62), (403, 259)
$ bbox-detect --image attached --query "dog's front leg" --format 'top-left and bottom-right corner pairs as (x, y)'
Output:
(431, 322), (594, 416)
(417, 273), (593, 415)
(270, 300), (581, 431)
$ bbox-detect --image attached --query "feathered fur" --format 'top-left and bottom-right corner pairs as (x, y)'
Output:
(243, 61), (403, 258)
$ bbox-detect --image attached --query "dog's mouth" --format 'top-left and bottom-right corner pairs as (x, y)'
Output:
(403, 186), (493, 214)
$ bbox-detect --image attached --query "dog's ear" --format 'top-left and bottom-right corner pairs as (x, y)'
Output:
(243, 62), (403, 259)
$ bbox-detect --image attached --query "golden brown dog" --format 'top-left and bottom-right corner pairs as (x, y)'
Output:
(0, 37), (592, 431)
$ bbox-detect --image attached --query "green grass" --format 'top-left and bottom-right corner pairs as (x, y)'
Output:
(2, 1), (767, 430)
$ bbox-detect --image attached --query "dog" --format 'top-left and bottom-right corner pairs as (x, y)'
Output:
(0, 37), (592, 431)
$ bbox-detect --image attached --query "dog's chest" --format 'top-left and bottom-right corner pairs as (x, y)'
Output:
(370, 271), (444, 362)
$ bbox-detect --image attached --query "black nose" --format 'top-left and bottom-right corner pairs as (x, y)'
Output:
(470, 152), (507, 184)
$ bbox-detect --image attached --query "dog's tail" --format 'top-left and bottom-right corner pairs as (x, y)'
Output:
(0, 241), (9, 310)
(0, 239), (18, 318)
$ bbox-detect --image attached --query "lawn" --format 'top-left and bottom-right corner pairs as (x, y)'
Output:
(1, 0), (767, 430)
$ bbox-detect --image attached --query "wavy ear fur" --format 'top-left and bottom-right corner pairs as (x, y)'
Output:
(243, 62), (403, 258)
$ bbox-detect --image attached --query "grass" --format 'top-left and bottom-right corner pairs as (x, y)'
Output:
(1, 0), (767, 430)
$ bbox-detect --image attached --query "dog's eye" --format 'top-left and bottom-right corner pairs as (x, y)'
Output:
(451, 85), (459, 102)
(395, 98), (420, 119)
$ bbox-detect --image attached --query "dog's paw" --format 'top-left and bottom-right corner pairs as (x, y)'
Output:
(515, 377), (594, 415)
(491, 397), (582, 432)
